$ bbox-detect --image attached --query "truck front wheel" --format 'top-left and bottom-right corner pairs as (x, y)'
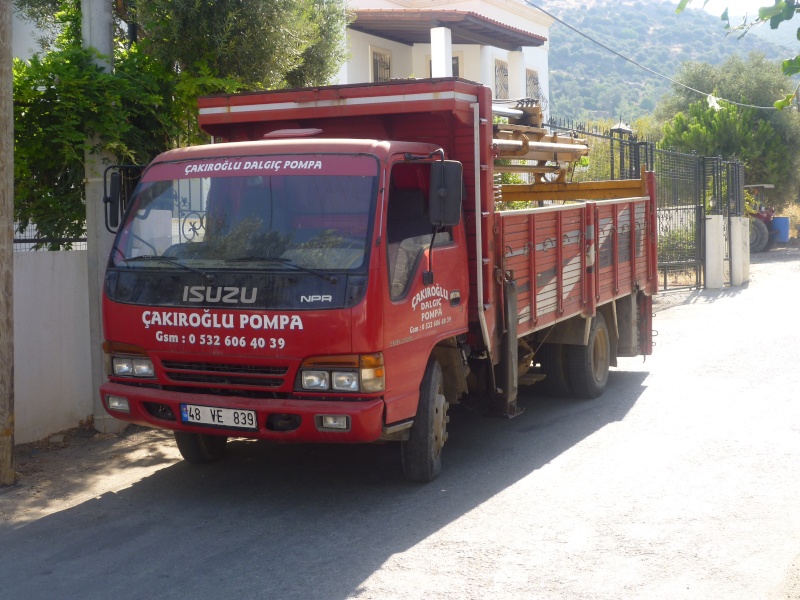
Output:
(401, 359), (449, 482)
(566, 313), (610, 399)
(174, 431), (228, 464)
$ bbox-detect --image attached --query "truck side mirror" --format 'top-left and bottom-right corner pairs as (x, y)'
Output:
(429, 160), (463, 227)
(106, 171), (121, 230)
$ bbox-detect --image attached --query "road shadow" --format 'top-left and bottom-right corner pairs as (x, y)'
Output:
(0, 370), (649, 600)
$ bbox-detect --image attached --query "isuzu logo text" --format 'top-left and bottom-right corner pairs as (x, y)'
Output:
(182, 286), (258, 304)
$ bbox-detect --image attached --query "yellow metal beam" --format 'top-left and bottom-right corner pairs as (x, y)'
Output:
(500, 177), (647, 203)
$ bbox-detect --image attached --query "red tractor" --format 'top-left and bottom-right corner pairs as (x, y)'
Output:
(745, 184), (777, 253)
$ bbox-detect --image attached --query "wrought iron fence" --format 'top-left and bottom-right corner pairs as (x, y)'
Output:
(652, 149), (705, 289)
(13, 165), (144, 252)
(13, 222), (87, 252)
(548, 116), (745, 290)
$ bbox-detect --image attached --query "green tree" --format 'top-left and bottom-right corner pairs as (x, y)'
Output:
(133, 0), (349, 90)
(661, 101), (787, 187)
(12, 0), (350, 243)
(11, 3), (189, 245)
(677, 0), (800, 108)
(655, 53), (800, 207)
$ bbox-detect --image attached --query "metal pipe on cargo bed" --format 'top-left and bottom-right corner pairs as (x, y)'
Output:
(493, 139), (590, 156)
(473, 102), (493, 360)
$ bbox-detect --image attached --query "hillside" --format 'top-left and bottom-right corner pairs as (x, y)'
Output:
(545, 0), (793, 121)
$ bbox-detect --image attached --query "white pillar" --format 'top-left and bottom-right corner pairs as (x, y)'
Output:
(430, 27), (453, 77)
(83, 0), (126, 433)
(705, 215), (725, 289)
(480, 47), (493, 93)
(729, 214), (743, 286)
(740, 217), (750, 283)
(508, 50), (525, 99)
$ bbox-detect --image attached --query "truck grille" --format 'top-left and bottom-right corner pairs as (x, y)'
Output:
(161, 360), (289, 390)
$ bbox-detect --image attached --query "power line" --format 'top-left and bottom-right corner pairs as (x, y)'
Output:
(525, 1), (781, 111)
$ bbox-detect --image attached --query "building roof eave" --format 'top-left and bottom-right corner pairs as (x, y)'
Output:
(350, 9), (547, 51)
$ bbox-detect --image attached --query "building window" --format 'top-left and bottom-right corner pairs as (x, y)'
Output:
(371, 47), (391, 82)
(495, 59), (509, 99)
(427, 55), (461, 78)
(526, 69), (541, 100)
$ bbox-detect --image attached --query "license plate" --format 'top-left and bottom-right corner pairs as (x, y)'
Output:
(180, 404), (258, 431)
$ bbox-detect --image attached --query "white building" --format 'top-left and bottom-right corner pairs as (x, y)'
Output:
(341, 0), (553, 114)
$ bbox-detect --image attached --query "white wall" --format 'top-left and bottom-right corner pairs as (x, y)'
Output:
(14, 251), (94, 443)
(337, 30), (416, 84)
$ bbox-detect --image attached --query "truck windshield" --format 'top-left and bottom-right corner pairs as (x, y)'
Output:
(110, 154), (377, 273)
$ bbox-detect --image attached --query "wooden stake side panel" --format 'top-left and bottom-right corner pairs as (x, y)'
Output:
(595, 198), (651, 306)
(498, 196), (653, 338)
(498, 206), (585, 338)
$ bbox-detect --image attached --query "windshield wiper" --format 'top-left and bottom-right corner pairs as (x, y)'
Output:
(227, 256), (338, 284)
(120, 255), (215, 283)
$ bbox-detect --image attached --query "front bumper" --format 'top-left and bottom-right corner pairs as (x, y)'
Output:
(100, 382), (385, 443)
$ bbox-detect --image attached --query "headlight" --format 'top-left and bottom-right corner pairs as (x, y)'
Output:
(332, 371), (359, 391)
(297, 353), (384, 393)
(111, 356), (155, 378)
(112, 357), (134, 376)
(104, 342), (155, 379)
(302, 370), (330, 390)
(133, 358), (155, 377)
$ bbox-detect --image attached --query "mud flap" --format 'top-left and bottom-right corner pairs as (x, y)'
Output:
(638, 291), (653, 356)
(490, 279), (523, 417)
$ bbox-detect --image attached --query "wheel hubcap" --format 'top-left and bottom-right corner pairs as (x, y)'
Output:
(432, 387), (448, 458)
(592, 328), (609, 382)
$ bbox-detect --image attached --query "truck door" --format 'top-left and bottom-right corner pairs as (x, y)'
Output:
(381, 161), (468, 423)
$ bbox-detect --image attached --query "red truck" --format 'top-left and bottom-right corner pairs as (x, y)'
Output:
(100, 78), (656, 481)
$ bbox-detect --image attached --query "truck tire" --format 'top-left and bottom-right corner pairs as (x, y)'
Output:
(566, 313), (610, 399)
(401, 359), (449, 482)
(174, 431), (228, 464)
(538, 343), (572, 397)
(750, 218), (769, 253)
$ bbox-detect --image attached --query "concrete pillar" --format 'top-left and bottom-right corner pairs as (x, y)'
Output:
(480, 48), (493, 95)
(430, 27), (453, 77)
(83, 0), (125, 433)
(508, 50), (525, 99)
(730, 215), (743, 286)
(729, 216), (750, 286)
(705, 214), (725, 289)
(740, 217), (750, 283)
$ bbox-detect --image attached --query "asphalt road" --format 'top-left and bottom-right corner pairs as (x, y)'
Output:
(2, 248), (799, 600)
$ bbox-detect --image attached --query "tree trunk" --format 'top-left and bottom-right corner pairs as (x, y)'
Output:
(0, 0), (16, 486)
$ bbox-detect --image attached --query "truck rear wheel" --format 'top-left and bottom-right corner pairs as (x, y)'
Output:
(538, 343), (572, 397)
(401, 359), (449, 482)
(566, 313), (610, 399)
(174, 431), (228, 464)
